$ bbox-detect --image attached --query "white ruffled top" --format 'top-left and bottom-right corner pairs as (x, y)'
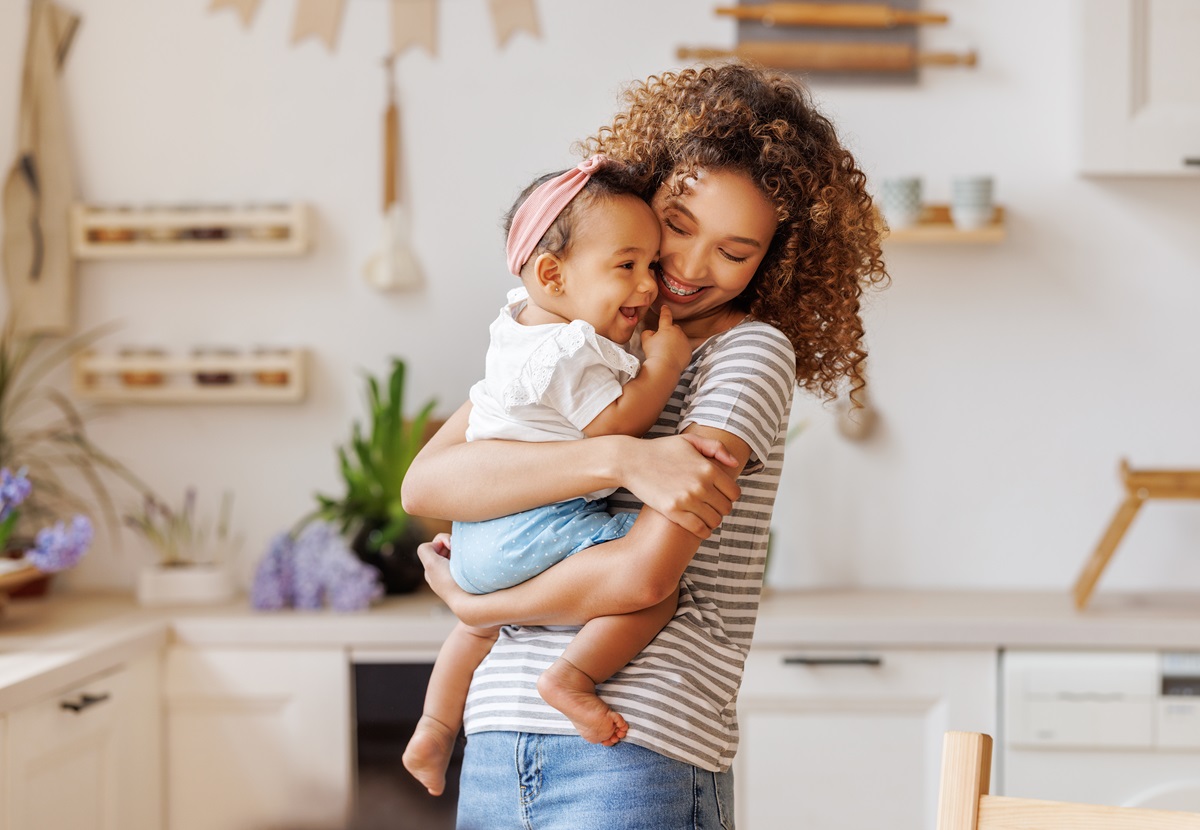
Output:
(467, 288), (641, 499)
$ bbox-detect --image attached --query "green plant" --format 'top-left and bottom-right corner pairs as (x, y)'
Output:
(313, 358), (436, 551)
(0, 312), (149, 546)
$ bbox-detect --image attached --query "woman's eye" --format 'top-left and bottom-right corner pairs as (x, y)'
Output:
(663, 217), (687, 235)
(721, 250), (750, 264)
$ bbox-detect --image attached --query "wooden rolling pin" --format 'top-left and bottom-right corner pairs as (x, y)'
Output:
(716, 3), (948, 28)
(677, 43), (977, 71)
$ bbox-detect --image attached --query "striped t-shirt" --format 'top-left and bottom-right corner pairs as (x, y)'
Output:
(462, 319), (797, 772)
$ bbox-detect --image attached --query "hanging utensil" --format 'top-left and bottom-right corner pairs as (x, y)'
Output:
(364, 54), (421, 291)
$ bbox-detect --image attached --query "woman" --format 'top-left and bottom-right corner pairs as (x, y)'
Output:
(403, 62), (887, 829)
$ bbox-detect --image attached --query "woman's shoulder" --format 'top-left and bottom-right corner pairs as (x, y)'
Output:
(698, 318), (797, 375)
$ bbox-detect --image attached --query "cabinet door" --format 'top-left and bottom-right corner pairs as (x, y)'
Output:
(4, 665), (131, 830)
(734, 648), (996, 830)
(116, 653), (164, 830)
(1081, 0), (1200, 175)
(164, 647), (351, 830)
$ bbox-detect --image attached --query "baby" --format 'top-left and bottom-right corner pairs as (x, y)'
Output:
(402, 156), (692, 796)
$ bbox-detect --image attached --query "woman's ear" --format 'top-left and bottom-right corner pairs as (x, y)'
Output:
(533, 253), (565, 297)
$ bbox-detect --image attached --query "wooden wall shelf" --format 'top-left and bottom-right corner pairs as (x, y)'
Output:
(72, 349), (308, 404)
(70, 203), (313, 259)
(885, 205), (1006, 244)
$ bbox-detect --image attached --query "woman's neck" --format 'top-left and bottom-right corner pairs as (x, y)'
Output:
(672, 305), (749, 348)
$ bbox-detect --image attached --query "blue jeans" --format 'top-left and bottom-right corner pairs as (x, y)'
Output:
(455, 731), (735, 830)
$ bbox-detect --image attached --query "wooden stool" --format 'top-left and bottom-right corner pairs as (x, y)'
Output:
(1073, 459), (1200, 609)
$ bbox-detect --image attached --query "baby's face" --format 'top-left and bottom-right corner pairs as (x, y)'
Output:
(557, 195), (661, 344)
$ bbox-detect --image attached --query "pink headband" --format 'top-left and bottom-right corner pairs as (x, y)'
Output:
(506, 154), (607, 276)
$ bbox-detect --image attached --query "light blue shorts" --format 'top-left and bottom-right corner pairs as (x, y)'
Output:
(450, 498), (635, 594)
(456, 731), (735, 830)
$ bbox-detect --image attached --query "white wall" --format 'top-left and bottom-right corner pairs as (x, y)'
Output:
(1, 0), (1197, 594)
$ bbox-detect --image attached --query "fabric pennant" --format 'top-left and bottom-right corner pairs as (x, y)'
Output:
(489, 0), (539, 48)
(209, 0), (263, 28)
(390, 0), (437, 58)
(291, 0), (347, 51)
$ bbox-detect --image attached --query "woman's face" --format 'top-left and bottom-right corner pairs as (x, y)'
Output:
(650, 167), (778, 340)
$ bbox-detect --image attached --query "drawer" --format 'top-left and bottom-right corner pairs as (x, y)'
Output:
(741, 647), (996, 701)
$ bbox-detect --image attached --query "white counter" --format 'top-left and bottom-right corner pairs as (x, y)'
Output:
(1, 587), (1198, 712)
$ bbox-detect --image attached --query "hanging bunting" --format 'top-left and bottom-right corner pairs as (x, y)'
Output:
(291, 0), (347, 51)
(488, 0), (539, 48)
(390, 0), (437, 57)
(209, 0), (263, 28)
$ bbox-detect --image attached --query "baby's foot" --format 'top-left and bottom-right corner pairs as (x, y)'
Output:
(402, 715), (458, 796)
(537, 658), (628, 747)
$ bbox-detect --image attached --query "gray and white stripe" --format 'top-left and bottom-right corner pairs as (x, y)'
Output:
(463, 321), (796, 772)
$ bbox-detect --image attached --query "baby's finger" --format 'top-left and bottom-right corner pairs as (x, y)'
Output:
(657, 304), (674, 329)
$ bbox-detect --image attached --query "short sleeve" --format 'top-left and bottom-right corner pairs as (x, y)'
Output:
(502, 322), (640, 431)
(678, 323), (796, 476)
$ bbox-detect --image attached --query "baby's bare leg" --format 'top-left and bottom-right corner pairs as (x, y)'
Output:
(403, 620), (498, 795)
(537, 590), (678, 746)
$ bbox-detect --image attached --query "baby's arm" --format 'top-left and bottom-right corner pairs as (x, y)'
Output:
(582, 305), (691, 438)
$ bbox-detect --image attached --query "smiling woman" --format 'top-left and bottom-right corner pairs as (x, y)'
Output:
(402, 61), (887, 830)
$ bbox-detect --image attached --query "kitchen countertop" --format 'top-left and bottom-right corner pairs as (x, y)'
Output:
(2, 587), (1199, 712)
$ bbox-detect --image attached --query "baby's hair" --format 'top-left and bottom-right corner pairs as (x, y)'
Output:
(503, 162), (648, 276)
(582, 62), (888, 406)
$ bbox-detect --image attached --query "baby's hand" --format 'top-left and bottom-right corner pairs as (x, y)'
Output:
(640, 305), (691, 374)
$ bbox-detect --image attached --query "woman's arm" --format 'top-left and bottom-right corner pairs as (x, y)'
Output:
(420, 423), (753, 627)
(402, 402), (742, 538)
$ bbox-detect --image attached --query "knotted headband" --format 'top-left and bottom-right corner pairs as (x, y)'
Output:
(506, 154), (607, 276)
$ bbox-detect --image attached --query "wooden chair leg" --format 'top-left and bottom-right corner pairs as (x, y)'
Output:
(937, 731), (992, 830)
(1073, 493), (1145, 609)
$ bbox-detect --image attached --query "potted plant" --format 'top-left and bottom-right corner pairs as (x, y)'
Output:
(0, 312), (150, 594)
(124, 488), (241, 605)
(313, 358), (436, 594)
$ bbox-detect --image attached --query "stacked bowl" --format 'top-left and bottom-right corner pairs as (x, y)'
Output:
(950, 176), (995, 230)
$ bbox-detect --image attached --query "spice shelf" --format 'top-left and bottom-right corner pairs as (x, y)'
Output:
(69, 203), (313, 259)
(72, 349), (307, 404)
(885, 204), (1006, 244)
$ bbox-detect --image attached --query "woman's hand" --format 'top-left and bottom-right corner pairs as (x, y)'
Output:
(618, 433), (741, 538)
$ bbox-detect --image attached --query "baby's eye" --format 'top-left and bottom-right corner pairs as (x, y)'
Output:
(618, 261), (635, 270)
(650, 261), (662, 274)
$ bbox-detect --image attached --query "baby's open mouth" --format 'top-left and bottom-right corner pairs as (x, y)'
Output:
(619, 306), (640, 322)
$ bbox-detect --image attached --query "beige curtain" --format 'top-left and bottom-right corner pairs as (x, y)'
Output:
(2, 0), (81, 335)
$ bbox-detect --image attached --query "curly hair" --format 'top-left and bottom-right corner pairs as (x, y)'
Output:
(579, 62), (888, 405)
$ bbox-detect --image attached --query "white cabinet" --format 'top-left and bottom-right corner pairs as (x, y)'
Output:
(734, 648), (996, 830)
(1081, 0), (1200, 175)
(2, 653), (162, 830)
(163, 646), (352, 830)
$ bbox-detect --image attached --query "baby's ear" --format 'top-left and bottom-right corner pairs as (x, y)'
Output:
(533, 252), (565, 297)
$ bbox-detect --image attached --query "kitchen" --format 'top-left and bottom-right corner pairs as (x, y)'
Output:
(1, 0), (1199, 828)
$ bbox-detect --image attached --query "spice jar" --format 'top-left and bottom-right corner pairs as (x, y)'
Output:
(251, 347), (292, 386)
(192, 347), (239, 386)
(118, 347), (167, 387)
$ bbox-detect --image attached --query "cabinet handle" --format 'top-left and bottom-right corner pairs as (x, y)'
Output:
(1185, 158), (1200, 166)
(60, 691), (111, 713)
(782, 655), (883, 667)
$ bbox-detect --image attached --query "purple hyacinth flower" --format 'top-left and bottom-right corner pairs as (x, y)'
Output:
(28, 515), (93, 572)
(0, 467), (32, 521)
(249, 531), (296, 611)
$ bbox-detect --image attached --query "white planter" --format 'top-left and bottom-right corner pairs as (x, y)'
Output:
(137, 563), (234, 606)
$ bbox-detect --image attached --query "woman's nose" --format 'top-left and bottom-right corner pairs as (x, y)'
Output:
(670, 241), (707, 284)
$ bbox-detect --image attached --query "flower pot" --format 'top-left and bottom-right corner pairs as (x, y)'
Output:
(137, 563), (234, 606)
(350, 521), (425, 595)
